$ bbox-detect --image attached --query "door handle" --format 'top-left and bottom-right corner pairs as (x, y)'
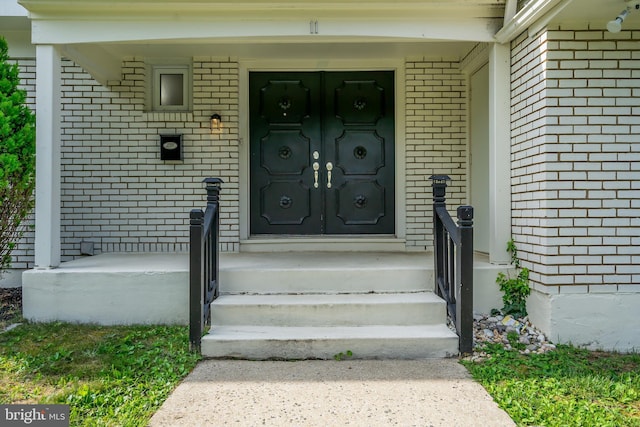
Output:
(326, 162), (333, 188)
(313, 162), (320, 188)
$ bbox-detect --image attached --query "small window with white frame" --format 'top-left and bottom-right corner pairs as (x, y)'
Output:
(151, 64), (191, 111)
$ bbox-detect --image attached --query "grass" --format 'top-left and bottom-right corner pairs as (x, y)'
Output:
(2, 308), (639, 427)
(0, 321), (200, 426)
(462, 343), (640, 427)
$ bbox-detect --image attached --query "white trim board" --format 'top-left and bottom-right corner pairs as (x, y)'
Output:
(238, 58), (407, 250)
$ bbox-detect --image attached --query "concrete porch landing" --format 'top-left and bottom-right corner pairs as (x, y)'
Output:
(23, 251), (507, 325)
(23, 251), (437, 325)
(23, 253), (190, 325)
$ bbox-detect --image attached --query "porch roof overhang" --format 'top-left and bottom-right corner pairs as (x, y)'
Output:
(15, 0), (637, 84)
(18, 0), (508, 84)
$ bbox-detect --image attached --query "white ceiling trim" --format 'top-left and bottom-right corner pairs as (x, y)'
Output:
(31, 17), (501, 45)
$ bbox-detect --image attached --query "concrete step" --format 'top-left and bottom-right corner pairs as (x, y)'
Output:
(201, 325), (459, 359)
(210, 292), (446, 327)
(209, 252), (454, 359)
(219, 252), (432, 294)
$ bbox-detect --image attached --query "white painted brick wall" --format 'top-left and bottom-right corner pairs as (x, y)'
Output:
(58, 56), (240, 260)
(405, 58), (467, 250)
(511, 28), (640, 293)
(7, 54), (469, 265)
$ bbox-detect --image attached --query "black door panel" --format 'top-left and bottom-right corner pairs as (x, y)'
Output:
(250, 71), (394, 235)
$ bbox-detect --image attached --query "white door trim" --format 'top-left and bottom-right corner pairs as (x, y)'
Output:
(238, 58), (407, 252)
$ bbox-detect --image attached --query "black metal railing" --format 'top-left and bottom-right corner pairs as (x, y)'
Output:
(189, 177), (223, 353)
(430, 175), (474, 354)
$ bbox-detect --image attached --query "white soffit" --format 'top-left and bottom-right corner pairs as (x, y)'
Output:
(21, 0), (506, 44)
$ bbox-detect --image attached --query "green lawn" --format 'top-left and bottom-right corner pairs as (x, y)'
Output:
(462, 343), (640, 427)
(2, 320), (639, 426)
(0, 322), (200, 426)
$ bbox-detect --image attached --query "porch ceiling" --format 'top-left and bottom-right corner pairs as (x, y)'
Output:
(57, 38), (480, 85)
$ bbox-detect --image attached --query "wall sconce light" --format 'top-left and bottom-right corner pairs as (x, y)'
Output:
(210, 113), (222, 133)
(607, 8), (630, 32)
(607, 1), (640, 33)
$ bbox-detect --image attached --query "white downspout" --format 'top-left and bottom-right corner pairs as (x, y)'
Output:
(504, 0), (518, 26)
(482, 0), (519, 264)
(495, 0), (575, 44)
(488, 44), (512, 265)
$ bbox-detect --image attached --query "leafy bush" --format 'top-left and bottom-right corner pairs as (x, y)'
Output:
(0, 37), (36, 274)
(496, 240), (530, 318)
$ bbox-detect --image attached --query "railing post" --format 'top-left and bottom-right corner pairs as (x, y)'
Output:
(457, 205), (474, 355)
(430, 175), (450, 203)
(430, 175), (475, 356)
(203, 177), (222, 305)
(430, 175), (450, 294)
(189, 209), (204, 353)
(204, 177), (223, 207)
(190, 177), (223, 354)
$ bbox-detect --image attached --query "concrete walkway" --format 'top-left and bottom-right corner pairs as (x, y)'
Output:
(149, 359), (515, 427)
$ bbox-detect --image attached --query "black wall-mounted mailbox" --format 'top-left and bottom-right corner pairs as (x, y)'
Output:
(160, 134), (183, 161)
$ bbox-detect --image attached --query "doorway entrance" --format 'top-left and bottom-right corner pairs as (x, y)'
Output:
(249, 71), (395, 235)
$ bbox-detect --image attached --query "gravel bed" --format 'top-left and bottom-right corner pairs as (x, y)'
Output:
(464, 312), (556, 362)
(2, 288), (555, 362)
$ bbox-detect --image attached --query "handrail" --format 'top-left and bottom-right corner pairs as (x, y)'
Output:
(189, 177), (223, 353)
(435, 206), (461, 245)
(430, 175), (474, 355)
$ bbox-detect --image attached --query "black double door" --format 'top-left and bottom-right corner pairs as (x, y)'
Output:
(250, 71), (395, 235)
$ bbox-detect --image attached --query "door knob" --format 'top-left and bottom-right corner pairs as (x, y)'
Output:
(326, 162), (333, 188)
(313, 162), (320, 188)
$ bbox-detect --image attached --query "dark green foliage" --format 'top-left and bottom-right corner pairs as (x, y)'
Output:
(496, 240), (531, 318)
(0, 37), (36, 273)
(462, 344), (640, 426)
(506, 330), (526, 351)
(333, 350), (353, 361)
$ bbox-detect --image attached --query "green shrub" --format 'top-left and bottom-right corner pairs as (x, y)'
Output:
(496, 240), (531, 318)
(0, 37), (36, 274)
